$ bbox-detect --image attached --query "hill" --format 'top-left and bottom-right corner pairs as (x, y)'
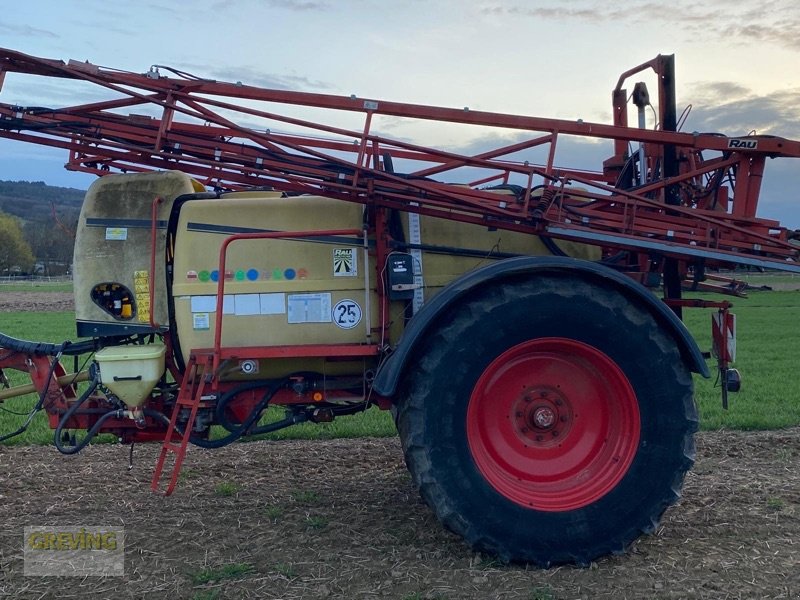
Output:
(0, 181), (87, 275)
(0, 180), (85, 226)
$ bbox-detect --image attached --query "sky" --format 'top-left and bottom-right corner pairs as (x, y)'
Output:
(0, 0), (798, 227)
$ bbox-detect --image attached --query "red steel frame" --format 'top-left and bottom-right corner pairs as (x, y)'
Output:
(0, 47), (797, 275)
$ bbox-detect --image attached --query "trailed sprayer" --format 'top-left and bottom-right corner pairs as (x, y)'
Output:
(0, 49), (798, 564)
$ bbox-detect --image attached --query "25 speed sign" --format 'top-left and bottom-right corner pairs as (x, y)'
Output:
(332, 299), (362, 329)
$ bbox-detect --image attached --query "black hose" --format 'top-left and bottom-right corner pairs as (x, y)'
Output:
(0, 333), (96, 357)
(143, 387), (307, 449)
(189, 379), (286, 448)
(51, 374), (304, 453)
(213, 380), (282, 432)
(53, 377), (109, 454)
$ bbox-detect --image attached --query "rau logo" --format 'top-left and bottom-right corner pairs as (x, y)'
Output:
(727, 138), (758, 149)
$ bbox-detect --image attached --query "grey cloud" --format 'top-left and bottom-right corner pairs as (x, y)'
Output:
(480, 1), (800, 50)
(688, 81), (751, 103)
(210, 0), (329, 11)
(1, 80), (115, 108)
(177, 63), (332, 91)
(145, 3), (189, 15)
(266, 0), (329, 9)
(683, 82), (800, 139)
(0, 22), (59, 39)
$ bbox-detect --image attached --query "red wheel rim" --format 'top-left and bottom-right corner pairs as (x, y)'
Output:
(466, 337), (640, 512)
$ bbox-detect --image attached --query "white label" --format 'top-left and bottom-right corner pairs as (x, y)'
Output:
(333, 247), (358, 277)
(190, 295), (234, 314)
(193, 313), (210, 330)
(105, 227), (128, 241)
(259, 293), (285, 315)
(332, 299), (362, 329)
(234, 294), (260, 316)
(288, 293), (332, 324)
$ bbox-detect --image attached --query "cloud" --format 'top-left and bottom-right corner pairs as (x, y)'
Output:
(682, 81), (800, 139)
(210, 0), (329, 11)
(174, 63), (332, 91)
(0, 79), (117, 109)
(0, 21), (59, 39)
(266, 0), (329, 9)
(480, 1), (800, 50)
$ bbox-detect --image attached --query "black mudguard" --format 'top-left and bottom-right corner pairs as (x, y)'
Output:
(372, 256), (709, 398)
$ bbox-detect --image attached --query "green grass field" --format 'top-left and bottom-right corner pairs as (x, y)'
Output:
(1, 287), (798, 446)
(0, 280), (74, 293)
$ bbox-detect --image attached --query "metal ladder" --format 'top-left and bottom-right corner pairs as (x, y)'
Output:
(150, 352), (212, 495)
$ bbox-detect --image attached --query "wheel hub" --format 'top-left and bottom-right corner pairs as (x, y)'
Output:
(533, 406), (555, 429)
(512, 387), (572, 446)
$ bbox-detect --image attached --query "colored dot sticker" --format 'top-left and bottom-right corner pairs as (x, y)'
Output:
(210, 270), (219, 282)
(284, 268), (296, 280)
(297, 268), (309, 279)
(224, 270), (234, 281)
(235, 270), (245, 281)
(272, 268), (283, 280)
(198, 270), (211, 282)
(246, 269), (259, 281)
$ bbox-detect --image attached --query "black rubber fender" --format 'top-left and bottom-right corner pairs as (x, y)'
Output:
(373, 256), (709, 398)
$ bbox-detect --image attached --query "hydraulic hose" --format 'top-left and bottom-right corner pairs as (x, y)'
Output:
(187, 379), (288, 448)
(53, 377), (106, 454)
(53, 376), (305, 453)
(0, 333), (97, 357)
(213, 380), (281, 432)
(144, 407), (307, 449)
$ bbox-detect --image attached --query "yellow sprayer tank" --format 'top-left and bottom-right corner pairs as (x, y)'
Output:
(74, 172), (598, 379)
(169, 190), (599, 378)
(73, 171), (204, 337)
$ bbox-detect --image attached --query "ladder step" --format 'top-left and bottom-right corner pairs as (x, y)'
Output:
(164, 442), (183, 454)
(151, 354), (213, 495)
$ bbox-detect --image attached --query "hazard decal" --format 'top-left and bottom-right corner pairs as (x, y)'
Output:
(333, 247), (358, 277)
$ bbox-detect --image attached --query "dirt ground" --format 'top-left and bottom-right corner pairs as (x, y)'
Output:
(1, 291), (799, 599)
(0, 431), (798, 600)
(0, 292), (74, 313)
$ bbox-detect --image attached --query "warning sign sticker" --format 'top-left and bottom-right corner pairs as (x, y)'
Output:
(133, 270), (150, 323)
(333, 247), (358, 277)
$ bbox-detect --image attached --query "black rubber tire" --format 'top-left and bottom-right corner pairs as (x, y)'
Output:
(394, 273), (698, 566)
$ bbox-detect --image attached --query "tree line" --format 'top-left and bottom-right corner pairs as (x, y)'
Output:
(0, 180), (84, 276)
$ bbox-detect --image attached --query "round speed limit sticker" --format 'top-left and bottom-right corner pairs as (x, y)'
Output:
(332, 299), (362, 329)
